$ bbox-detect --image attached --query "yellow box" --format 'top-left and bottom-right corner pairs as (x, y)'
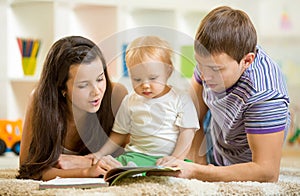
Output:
(22, 57), (36, 76)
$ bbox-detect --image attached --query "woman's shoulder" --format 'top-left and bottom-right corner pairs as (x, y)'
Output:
(111, 82), (128, 115)
(112, 82), (128, 94)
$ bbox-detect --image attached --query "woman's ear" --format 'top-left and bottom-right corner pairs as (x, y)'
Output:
(241, 52), (255, 69)
(61, 90), (66, 97)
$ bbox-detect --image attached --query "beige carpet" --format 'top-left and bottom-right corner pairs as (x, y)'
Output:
(0, 164), (299, 196)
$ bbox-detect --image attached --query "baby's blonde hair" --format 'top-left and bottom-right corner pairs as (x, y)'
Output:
(125, 36), (173, 71)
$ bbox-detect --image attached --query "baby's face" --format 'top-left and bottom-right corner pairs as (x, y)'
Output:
(128, 59), (172, 99)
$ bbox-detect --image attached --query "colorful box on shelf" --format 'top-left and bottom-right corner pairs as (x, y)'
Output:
(17, 37), (41, 76)
(180, 45), (196, 78)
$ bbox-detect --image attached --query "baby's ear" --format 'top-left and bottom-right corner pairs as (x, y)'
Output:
(241, 52), (255, 69)
(167, 65), (174, 77)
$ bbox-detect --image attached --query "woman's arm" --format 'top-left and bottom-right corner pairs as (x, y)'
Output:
(43, 155), (122, 181)
(163, 130), (284, 182)
(111, 82), (128, 116)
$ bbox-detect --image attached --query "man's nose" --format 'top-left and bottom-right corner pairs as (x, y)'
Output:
(201, 69), (214, 81)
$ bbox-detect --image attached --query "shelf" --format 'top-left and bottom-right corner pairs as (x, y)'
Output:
(2, 0), (300, 121)
(9, 77), (39, 83)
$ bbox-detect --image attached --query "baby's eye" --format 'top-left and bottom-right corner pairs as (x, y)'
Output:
(133, 78), (141, 82)
(149, 76), (158, 80)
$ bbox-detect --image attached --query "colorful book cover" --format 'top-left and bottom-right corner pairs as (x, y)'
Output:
(104, 166), (181, 186)
(122, 43), (128, 77)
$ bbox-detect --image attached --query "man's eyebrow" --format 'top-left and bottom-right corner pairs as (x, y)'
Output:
(197, 62), (221, 68)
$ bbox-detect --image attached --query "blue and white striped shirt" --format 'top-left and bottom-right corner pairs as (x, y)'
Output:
(194, 46), (290, 166)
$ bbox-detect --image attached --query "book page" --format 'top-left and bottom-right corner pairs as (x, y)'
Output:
(39, 177), (108, 189)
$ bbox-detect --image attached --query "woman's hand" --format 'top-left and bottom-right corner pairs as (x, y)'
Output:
(85, 153), (96, 159)
(56, 154), (92, 169)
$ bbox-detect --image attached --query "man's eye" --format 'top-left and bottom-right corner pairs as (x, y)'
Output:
(212, 67), (221, 71)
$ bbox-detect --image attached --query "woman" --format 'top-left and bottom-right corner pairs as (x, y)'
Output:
(18, 36), (127, 180)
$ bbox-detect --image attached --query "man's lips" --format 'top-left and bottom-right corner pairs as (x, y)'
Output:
(206, 83), (217, 89)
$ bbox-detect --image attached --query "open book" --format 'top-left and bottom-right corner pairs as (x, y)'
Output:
(39, 177), (108, 189)
(104, 166), (181, 186)
(39, 166), (180, 189)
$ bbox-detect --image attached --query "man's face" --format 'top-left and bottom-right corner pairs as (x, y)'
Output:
(195, 52), (245, 93)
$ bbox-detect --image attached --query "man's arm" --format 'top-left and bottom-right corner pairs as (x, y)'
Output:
(163, 130), (284, 182)
(187, 76), (208, 164)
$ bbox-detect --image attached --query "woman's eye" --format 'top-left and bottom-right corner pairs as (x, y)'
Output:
(97, 77), (104, 82)
(77, 83), (88, 89)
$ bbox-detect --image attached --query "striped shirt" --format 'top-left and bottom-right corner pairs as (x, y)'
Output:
(194, 46), (290, 166)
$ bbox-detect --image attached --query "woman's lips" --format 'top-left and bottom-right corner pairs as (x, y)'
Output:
(90, 98), (100, 106)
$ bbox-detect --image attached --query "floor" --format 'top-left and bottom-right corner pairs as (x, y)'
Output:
(0, 146), (299, 169)
(0, 152), (19, 169)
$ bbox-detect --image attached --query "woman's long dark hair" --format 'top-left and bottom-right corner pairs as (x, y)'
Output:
(17, 36), (114, 180)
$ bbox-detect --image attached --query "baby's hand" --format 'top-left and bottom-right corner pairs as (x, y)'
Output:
(85, 155), (122, 177)
(156, 156), (177, 166)
(86, 160), (107, 177)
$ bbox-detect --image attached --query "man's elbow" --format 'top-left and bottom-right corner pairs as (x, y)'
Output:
(261, 169), (280, 182)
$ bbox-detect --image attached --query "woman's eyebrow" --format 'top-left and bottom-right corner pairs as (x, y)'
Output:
(76, 72), (104, 84)
(97, 72), (104, 78)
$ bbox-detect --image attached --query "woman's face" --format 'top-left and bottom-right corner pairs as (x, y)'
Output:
(65, 57), (106, 114)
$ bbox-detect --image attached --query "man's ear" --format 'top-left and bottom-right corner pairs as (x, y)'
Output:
(240, 52), (255, 69)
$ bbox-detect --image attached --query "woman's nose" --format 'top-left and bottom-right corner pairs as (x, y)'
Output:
(91, 84), (101, 96)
